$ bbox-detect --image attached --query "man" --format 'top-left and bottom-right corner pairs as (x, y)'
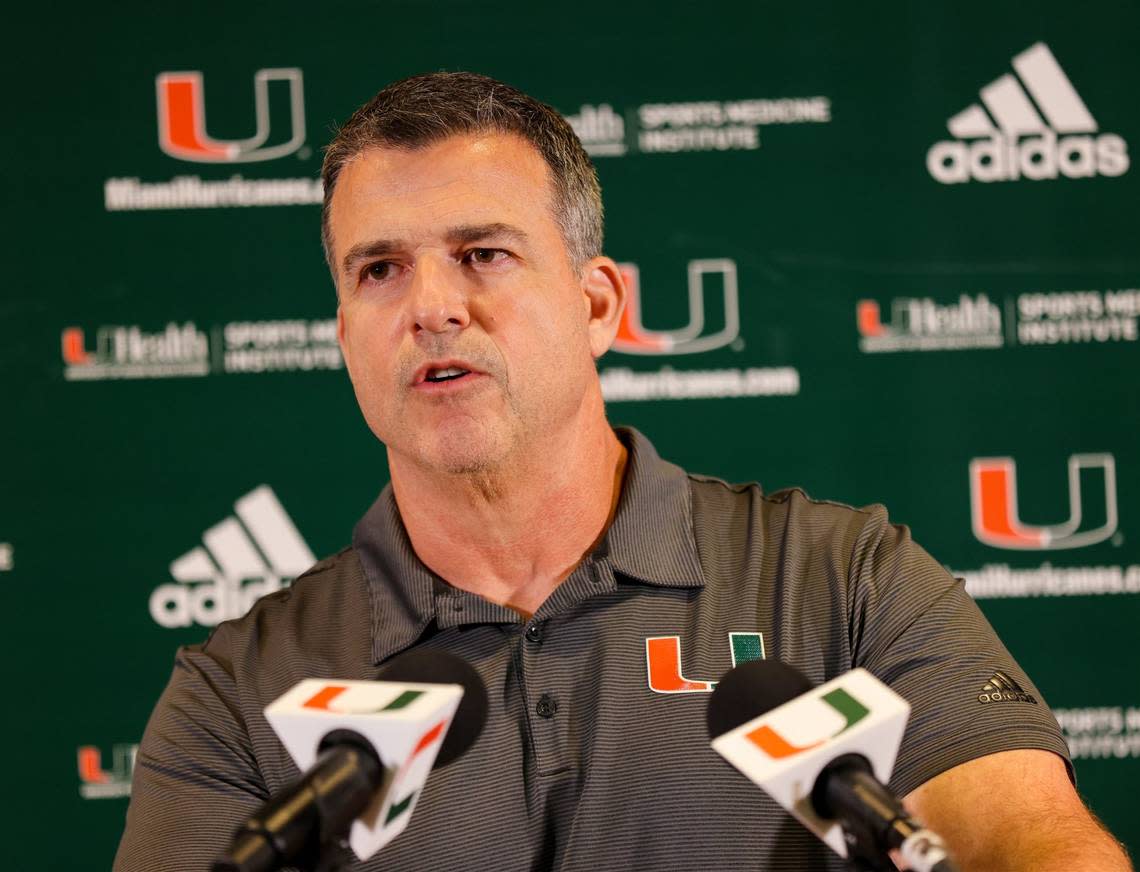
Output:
(115, 72), (1130, 871)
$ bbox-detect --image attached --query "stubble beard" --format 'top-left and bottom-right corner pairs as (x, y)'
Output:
(381, 330), (592, 500)
(389, 376), (530, 497)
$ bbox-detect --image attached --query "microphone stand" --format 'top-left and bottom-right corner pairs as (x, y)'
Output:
(838, 824), (898, 872)
(813, 754), (959, 872)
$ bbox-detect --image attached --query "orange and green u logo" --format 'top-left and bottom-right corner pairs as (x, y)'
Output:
(383, 719), (447, 825)
(302, 685), (424, 713)
(646, 633), (765, 694)
(745, 687), (869, 759)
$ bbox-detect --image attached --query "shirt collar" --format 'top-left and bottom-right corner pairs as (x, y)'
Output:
(604, 427), (706, 589)
(352, 426), (706, 664)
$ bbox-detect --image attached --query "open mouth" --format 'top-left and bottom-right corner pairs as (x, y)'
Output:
(424, 366), (471, 383)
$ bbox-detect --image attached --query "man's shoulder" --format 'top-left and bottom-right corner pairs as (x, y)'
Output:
(686, 471), (887, 531)
(681, 471), (904, 585)
(217, 544), (364, 623)
(200, 545), (373, 678)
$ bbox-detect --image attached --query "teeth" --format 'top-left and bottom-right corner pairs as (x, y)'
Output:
(426, 366), (469, 381)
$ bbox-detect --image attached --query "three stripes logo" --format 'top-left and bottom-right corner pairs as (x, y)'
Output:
(612, 260), (741, 355)
(928, 42), (1129, 184)
(156, 68), (306, 163)
(969, 454), (1118, 550)
(978, 670), (1038, 705)
(149, 485), (316, 628)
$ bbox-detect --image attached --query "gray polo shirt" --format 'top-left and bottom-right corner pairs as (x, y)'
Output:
(115, 428), (1069, 871)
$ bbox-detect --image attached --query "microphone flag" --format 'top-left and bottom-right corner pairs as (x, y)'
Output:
(264, 678), (463, 860)
(710, 668), (910, 859)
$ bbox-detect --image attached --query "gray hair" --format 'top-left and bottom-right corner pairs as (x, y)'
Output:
(321, 71), (603, 279)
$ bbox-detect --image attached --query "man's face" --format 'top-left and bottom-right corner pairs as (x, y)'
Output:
(331, 133), (601, 476)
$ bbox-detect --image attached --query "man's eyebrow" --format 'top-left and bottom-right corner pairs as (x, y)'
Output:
(444, 222), (530, 247)
(339, 223), (530, 277)
(341, 239), (403, 277)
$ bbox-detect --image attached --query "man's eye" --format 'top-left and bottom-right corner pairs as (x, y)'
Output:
(466, 248), (505, 265)
(364, 262), (394, 281)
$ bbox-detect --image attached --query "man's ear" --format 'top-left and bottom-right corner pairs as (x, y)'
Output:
(581, 257), (627, 359)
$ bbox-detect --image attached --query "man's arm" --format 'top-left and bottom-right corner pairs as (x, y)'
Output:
(901, 748), (1131, 871)
(114, 643), (270, 871)
(840, 507), (1131, 871)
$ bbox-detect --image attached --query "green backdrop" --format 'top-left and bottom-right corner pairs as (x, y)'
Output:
(4, 0), (1138, 865)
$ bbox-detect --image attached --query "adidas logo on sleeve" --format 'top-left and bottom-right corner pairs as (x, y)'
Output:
(928, 42), (1129, 184)
(978, 670), (1039, 705)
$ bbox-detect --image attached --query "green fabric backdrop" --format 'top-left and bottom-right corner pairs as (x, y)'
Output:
(4, 0), (1137, 865)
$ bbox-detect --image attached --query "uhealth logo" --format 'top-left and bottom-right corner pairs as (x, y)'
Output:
(78, 743), (137, 799)
(928, 42), (1129, 184)
(62, 323), (209, 380)
(150, 485), (316, 628)
(156, 68), (306, 163)
(613, 259), (740, 355)
(970, 454), (1118, 549)
(856, 294), (1003, 352)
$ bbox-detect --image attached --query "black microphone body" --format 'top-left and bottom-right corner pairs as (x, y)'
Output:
(213, 649), (489, 872)
(708, 659), (959, 872)
(812, 752), (955, 872)
(217, 731), (382, 872)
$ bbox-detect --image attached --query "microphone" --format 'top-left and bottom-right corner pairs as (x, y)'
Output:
(214, 649), (488, 872)
(707, 660), (958, 872)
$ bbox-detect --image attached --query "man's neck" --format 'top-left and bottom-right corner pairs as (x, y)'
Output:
(388, 412), (627, 618)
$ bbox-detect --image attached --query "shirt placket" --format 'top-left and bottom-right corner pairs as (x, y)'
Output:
(519, 558), (616, 778)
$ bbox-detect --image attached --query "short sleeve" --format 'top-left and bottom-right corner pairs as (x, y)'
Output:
(847, 506), (1073, 798)
(112, 640), (269, 872)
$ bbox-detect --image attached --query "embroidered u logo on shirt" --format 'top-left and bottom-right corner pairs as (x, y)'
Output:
(645, 632), (765, 694)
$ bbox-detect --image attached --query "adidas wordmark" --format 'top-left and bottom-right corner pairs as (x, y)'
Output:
(149, 485), (316, 628)
(928, 42), (1129, 184)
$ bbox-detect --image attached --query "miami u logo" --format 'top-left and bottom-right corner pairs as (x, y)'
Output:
(855, 300), (891, 337)
(384, 720), (447, 825)
(613, 259), (740, 355)
(646, 632), (764, 693)
(156, 68), (306, 163)
(302, 685), (424, 712)
(745, 687), (869, 759)
(969, 454), (1117, 549)
(77, 744), (136, 784)
(300, 684), (444, 826)
(61, 327), (92, 365)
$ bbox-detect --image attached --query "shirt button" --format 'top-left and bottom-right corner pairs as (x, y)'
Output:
(535, 693), (558, 718)
(524, 621), (544, 643)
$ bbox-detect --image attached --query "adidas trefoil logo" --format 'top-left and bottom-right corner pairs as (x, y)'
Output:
(928, 42), (1129, 184)
(149, 485), (316, 628)
(978, 670), (1038, 705)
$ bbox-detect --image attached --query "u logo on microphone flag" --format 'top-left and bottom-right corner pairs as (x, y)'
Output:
(745, 688), (870, 759)
(710, 668), (910, 859)
(302, 685), (426, 713)
(265, 678), (463, 859)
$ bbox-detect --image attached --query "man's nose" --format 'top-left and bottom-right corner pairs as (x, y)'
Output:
(409, 257), (471, 335)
